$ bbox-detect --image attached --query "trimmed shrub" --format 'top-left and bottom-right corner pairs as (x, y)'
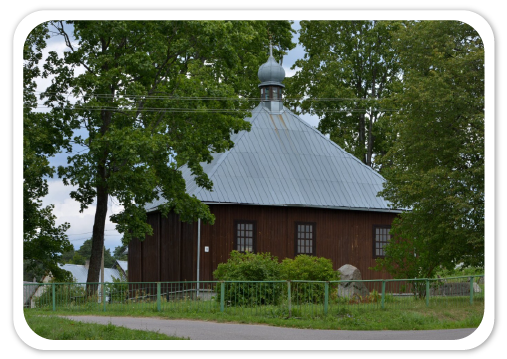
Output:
(213, 251), (282, 281)
(280, 255), (339, 304)
(213, 251), (283, 306)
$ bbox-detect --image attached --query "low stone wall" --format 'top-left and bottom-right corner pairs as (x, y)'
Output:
(429, 282), (482, 296)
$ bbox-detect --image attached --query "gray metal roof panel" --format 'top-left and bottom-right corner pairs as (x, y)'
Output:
(146, 103), (400, 212)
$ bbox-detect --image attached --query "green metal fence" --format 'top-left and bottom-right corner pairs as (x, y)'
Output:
(23, 275), (484, 318)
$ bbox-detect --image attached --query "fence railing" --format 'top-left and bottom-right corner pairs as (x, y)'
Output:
(23, 275), (484, 318)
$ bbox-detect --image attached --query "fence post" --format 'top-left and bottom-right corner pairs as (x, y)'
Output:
(470, 276), (474, 305)
(287, 281), (292, 318)
(103, 283), (106, 312)
(381, 281), (386, 309)
(426, 279), (430, 307)
(52, 283), (56, 312)
(220, 282), (225, 312)
(324, 282), (329, 315)
(157, 282), (161, 312)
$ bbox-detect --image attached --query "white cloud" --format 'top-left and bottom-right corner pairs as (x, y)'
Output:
(42, 179), (124, 251)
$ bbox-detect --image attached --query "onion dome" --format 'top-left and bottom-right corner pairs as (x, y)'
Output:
(258, 44), (285, 88)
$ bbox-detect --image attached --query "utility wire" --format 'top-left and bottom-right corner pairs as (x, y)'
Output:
(27, 106), (399, 113)
(67, 229), (118, 236)
(30, 91), (391, 102)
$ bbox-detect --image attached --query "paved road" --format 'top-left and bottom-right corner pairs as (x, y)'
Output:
(63, 316), (476, 340)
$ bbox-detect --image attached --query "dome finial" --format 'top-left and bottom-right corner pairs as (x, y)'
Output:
(269, 34), (273, 57)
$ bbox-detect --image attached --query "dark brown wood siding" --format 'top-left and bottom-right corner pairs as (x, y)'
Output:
(129, 204), (398, 283)
(128, 211), (197, 283)
(198, 205), (396, 281)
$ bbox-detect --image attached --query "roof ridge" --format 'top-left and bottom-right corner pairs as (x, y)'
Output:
(281, 106), (386, 182)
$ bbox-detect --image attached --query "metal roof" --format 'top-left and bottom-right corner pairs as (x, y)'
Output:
(146, 104), (400, 213)
(58, 264), (121, 283)
(115, 260), (128, 274)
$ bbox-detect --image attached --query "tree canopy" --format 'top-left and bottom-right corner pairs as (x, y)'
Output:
(373, 21), (484, 278)
(23, 23), (73, 282)
(40, 20), (295, 289)
(286, 21), (402, 168)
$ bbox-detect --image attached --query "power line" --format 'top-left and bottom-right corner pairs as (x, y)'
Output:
(67, 229), (118, 236)
(31, 91), (387, 102)
(27, 105), (399, 113)
(68, 234), (122, 242)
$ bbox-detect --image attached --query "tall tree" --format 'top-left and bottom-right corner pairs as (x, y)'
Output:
(373, 21), (484, 278)
(286, 21), (402, 168)
(113, 243), (128, 261)
(41, 21), (294, 292)
(23, 23), (73, 282)
(74, 239), (115, 267)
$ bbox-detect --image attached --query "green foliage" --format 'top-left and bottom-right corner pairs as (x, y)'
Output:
(23, 22), (72, 282)
(434, 265), (484, 278)
(105, 272), (129, 303)
(213, 252), (340, 306)
(24, 312), (185, 340)
(213, 251), (282, 281)
(280, 255), (338, 281)
(373, 21), (484, 279)
(75, 239), (115, 268)
(68, 252), (86, 265)
(213, 251), (283, 306)
(33, 282), (88, 308)
(113, 243), (128, 261)
(40, 20), (295, 285)
(280, 255), (338, 303)
(286, 20), (402, 168)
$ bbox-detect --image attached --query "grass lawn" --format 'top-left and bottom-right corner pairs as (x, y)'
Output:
(24, 310), (187, 340)
(25, 297), (484, 333)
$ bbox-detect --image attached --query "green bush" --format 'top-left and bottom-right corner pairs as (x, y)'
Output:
(434, 265), (484, 278)
(280, 255), (339, 304)
(212, 252), (340, 306)
(213, 251), (283, 306)
(213, 251), (281, 281)
(280, 255), (339, 281)
(105, 272), (128, 304)
(33, 282), (89, 308)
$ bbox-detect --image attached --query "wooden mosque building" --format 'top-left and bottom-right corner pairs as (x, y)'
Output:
(128, 45), (402, 283)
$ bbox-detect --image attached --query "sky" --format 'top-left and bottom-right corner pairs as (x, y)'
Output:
(38, 21), (318, 253)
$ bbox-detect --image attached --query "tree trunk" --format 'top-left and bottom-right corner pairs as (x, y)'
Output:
(358, 112), (366, 164)
(85, 181), (109, 296)
(86, 106), (111, 295)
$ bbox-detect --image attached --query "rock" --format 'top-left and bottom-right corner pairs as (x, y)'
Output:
(337, 264), (370, 298)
